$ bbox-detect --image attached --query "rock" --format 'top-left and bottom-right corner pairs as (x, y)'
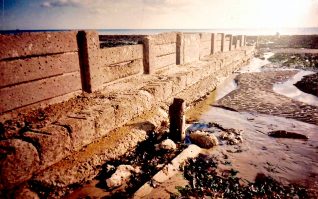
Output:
(220, 131), (243, 145)
(155, 139), (176, 151)
(220, 131), (232, 140)
(236, 135), (243, 142)
(106, 165), (135, 189)
(268, 130), (308, 140)
(0, 139), (40, 190)
(294, 73), (318, 97)
(189, 131), (219, 149)
(106, 164), (115, 171)
(14, 187), (39, 199)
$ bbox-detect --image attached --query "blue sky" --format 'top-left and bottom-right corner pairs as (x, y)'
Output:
(1, 0), (318, 30)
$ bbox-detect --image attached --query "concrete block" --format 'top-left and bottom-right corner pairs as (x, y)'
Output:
(169, 72), (188, 93)
(153, 32), (177, 45)
(99, 45), (143, 65)
(0, 31), (78, 60)
(150, 80), (173, 101)
(112, 92), (153, 126)
(134, 145), (201, 198)
(189, 68), (203, 84)
(56, 114), (96, 151)
(183, 33), (200, 64)
(200, 41), (212, 58)
(101, 59), (143, 83)
(216, 44), (222, 52)
(200, 33), (212, 42)
(154, 43), (176, 57)
(88, 103), (116, 138)
(145, 33), (176, 73)
(0, 52), (80, 88)
(236, 39), (241, 48)
(0, 72), (81, 113)
(141, 82), (164, 102)
(0, 139), (40, 190)
(155, 53), (176, 69)
(216, 33), (223, 40)
(23, 125), (72, 170)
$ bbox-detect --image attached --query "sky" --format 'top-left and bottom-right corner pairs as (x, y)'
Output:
(1, 0), (318, 30)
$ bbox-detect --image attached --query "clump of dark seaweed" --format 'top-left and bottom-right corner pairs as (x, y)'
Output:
(268, 53), (318, 69)
(96, 130), (187, 198)
(172, 154), (308, 199)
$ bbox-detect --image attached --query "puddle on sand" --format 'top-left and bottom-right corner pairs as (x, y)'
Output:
(238, 52), (274, 73)
(273, 70), (318, 106)
(186, 74), (238, 122)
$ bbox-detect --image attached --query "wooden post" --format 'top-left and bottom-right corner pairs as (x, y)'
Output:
(169, 98), (186, 142)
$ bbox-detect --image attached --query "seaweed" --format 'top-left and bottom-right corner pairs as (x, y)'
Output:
(173, 155), (309, 199)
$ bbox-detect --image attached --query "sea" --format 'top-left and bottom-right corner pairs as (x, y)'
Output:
(1, 27), (318, 35)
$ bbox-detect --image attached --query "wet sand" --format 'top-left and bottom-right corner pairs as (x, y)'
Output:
(183, 53), (318, 197)
(217, 71), (318, 125)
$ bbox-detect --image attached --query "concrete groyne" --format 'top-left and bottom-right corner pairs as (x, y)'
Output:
(0, 31), (247, 113)
(0, 30), (254, 197)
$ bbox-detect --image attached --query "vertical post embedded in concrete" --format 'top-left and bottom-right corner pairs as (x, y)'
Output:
(221, 33), (225, 52)
(234, 36), (240, 49)
(229, 35), (233, 51)
(211, 33), (217, 54)
(169, 98), (186, 142)
(239, 35), (244, 47)
(176, 33), (184, 65)
(77, 30), (101, 93)
(143, 36), (155, 74)
(242, 35), (246, 46)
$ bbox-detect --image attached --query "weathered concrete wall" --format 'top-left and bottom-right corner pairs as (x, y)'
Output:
(0, 31), (82, 113)
(0, 31), (247, 114)
(0, 29), (253, 193)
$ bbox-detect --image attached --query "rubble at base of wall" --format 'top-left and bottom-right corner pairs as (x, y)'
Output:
(0, 46), (254, 197)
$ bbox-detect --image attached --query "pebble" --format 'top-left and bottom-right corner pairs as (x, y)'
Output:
(190, 131), (219, 149)
(155, 139), (177, 151)
(106, 165), (136, 189)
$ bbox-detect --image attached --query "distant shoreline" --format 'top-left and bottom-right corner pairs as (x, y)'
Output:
(1, 27), (318, 35)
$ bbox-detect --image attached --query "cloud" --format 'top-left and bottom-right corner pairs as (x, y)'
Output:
(41, 0), (87, 8)
(41, 0), (193, 10)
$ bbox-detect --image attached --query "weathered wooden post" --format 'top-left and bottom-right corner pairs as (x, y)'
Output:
(169, 98), (186, 142)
